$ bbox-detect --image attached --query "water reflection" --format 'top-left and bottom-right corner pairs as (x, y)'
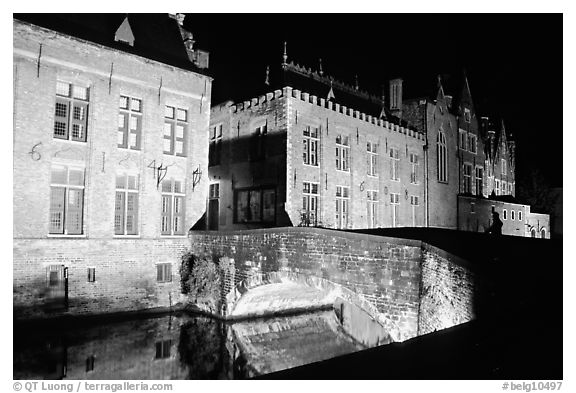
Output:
(14, 307), (392, 379)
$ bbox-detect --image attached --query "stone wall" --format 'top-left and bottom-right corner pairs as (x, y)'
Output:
(418, 244), (475, 336)
(13, 238), (188, 320)
(189, 227), (422, 341)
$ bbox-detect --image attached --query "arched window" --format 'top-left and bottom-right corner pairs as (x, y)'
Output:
(531, 229), (536, 238)
(540, 228), (546, 239)
(437, 130), (448, 182)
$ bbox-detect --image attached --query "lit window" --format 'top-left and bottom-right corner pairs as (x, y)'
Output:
(118, 96), (142, 150)
(335, 186), (350, 229)
(367, 190), (378, 228)
(389, 147), (400, 181)
(115, 174), (139, 235)
(164, 105), (188, 156)
(49, 165), (85, 235)
(367, 142), (378, 177)
(437, 131), (448, 182)
(54, 81), (89, 142)
(390, 193), (400, 227)
(303, 126), (319, 166)
(161, 179), (186, 235)
(302, 182), (319, 226)
(336, 135), (350, 171)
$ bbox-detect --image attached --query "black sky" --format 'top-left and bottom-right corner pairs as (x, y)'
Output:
(186, 14), (563, 187)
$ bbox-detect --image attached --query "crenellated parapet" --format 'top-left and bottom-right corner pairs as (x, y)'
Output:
(222, 86), (424, 141)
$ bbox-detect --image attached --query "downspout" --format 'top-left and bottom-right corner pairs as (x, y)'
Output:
(423, 101), (429, 227)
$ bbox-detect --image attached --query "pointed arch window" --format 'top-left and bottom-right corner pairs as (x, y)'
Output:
(437, 130), (448, 183)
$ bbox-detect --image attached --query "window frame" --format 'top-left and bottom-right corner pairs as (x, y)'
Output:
(54, 81), (90, 142)
(114, 173), (140, 236)
(161, 178), (186, 236)
(49, 164), (85, 236)
(302, 181), (320, 226)
(336, 134), (350, 172)
(367, 142), (378, 177)
(303, 126), (319, 167)
(390, 192), (400, 227)
(118, 95), (142, 150)
(209, 124), (223, 166)
(156, 263), (172, 283)
(366, 190), (379, 228)
(164, 105), (188, 157)
(463, 163), (473, 194)
(233, 186), (276, 224)
(437, 131), (448, 183)
(409, 152), (419, 184)
(335, 185), (350, 229)
(389, 147), (400, 181)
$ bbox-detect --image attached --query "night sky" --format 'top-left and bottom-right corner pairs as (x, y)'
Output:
(186, 14), (563, 187)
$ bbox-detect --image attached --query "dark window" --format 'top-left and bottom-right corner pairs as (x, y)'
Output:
(234, 187), (276, 224)
(86, 356), (95, 372)
(209, 124), (223, 166)
(87, 268), (96, 283)
(155, 340), (171, 359)
(250, 124), (267, 161)
(156, 264), (172, 283)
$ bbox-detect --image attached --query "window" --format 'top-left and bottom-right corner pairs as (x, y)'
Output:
(336, 135), (350, 171)
(209, 124), (223, 166)
(501, 159), (507, 175)
(303, 126), (319, 166)
(518, 211), (522, 221)
(511, 210), (515, 220)
(302, 182), (319, 226)
(87, 268), (96, 283)
(464, 108), (471, 123)
(209, 183), (220, 199)
(335, 186), (350, 229)
(503, 209), (507, 220)
(410, 195), (419, 227)
(164, 105), (188, 156)
(495, 179), (501, 195)
(367, 190), (378, 228)
(468, 134), (477, 154)
(540, 228), (546, 239)
(49, 165), (85, 235)
(389, 147), (400, 181)
(235, 187), (276, 223)
(85, 356), (95, 372)
(463, 163), (473, 194)
(54, 81), (89, 142)
(367, 142), (378, 176)
(115, 173), (139, 235)
(459, 130), (467, 150)
(437, 131), (448, 182)
(155, 340), (172, 359)
(470, 202), (475, 214)
(250, 124), (267, 161)
(502, 181), (507, 195)
(390, 193), (400, 227)
(118, 96), (142, 150)
(409, 153), (419, 184)
(475, 167), (484, 196)
(156, 263), (172, 283)
(531, 228), (537, 238)
(161, 179), (186, 235)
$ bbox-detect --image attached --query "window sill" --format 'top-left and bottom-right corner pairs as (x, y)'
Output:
(367, 175), (379, 178)
(47, 234), (87, 238)
(53, 138), (88, 145)
(303, 163), (320, 168)
(113, 235), (141, 239)
(117, 147), (142, 152)
(336, 169), (351, 174)
(160, 235), (187, 238)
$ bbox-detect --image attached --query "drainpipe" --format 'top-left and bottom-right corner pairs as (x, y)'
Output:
(423, 101), (429, 227)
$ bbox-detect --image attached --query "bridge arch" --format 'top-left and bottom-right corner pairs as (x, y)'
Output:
(223, 270), (401, 343)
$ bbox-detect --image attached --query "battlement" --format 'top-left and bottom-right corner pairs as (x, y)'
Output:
(219, 86), (423, 141)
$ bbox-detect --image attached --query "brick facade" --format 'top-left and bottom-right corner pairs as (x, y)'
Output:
(13, 16), (212, 318)
(209, 88), (426, 231)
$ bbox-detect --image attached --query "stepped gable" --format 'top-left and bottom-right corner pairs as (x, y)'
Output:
(14, 13), (208, 74)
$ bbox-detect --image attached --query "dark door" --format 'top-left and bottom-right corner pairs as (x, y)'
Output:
(45, 265), (68, 310)
(208, 198), (219, 230)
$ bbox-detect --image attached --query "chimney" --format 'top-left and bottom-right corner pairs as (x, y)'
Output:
(389, 78), (403, 118)
(169, 13), (209, 69)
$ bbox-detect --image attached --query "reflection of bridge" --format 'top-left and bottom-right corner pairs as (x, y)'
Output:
(190, 227), (476, 342)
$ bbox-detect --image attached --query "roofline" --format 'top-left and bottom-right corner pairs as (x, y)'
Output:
(14, 18), (213, 81)
(211, 86), (425, 142)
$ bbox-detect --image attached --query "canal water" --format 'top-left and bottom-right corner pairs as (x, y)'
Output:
(14, 307), (392, 379)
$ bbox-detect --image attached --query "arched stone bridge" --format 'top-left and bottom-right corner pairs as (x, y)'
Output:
(189, 227), (426, 342)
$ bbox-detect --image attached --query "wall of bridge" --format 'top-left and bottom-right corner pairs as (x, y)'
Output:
(189, 227), (422, 341)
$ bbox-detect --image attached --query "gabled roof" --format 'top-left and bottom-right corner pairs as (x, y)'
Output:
(14, 13), (209, 74)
